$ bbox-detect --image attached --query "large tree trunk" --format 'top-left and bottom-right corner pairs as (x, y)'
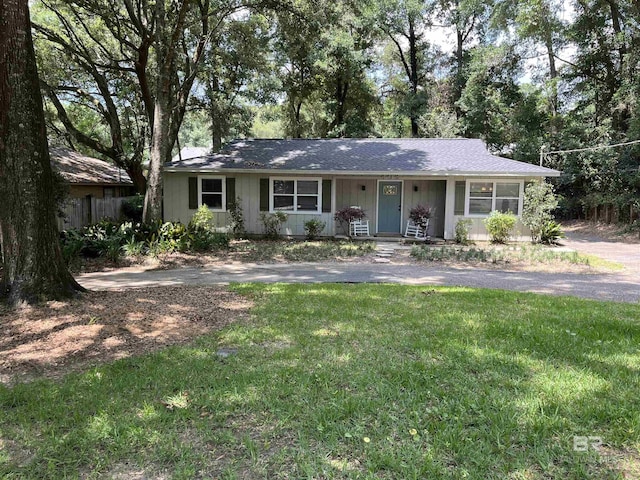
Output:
(0, 0), (84, 305)
(143, 0), (170, 223)
(408, 17), (420, 138)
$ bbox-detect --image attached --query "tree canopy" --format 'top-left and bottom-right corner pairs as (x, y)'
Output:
(31, 0), (640, 222)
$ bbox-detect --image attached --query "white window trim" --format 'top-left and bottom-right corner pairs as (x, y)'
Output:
(197, 175), (226, 212)
(269, 177), (323, 214)
(464, 179), (524, 217)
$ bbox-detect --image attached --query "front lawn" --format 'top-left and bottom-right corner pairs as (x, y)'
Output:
(1, 285), (639, 479)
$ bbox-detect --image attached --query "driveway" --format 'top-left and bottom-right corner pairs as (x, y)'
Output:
(560, 229), (640, 277)
(78, 260), (640, 304)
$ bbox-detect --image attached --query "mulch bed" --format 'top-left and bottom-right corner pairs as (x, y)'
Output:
(0, 286), (251, 386)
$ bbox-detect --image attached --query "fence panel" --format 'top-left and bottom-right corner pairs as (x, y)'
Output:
(57, 198), (90, 230)
(57, 196), (135, 230)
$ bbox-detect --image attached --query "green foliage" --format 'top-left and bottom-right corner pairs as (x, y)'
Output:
(483, 211), (516, 243)
(454, 219), (473, 245)
(59, 218), (230, 264)
(410, 244), (610, 268)
(259, 211), (288, 239)
(227, 197), (245, 237)
(190, 205), (216, 232)
(122, 195), (144, 222)
(334, 206), (367, 235)
(539, 220), (565, 245)
(522, 182), (560, 243)
(408, 204), (432, 228)
(304, 219), (326, 240)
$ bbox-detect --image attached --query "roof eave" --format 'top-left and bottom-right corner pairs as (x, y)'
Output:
(164, 166), (561, 177)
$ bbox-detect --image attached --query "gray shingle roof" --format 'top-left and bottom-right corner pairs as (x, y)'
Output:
(166, 138), (560, 176)
(51, 147), (133, 185)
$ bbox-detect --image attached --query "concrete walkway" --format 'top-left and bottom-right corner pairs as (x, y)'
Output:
(78, 260), (640, 304)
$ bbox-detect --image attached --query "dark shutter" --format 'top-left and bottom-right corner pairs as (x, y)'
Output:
(188, 177), (198, 210)
(225, 177), (236, 209)
(322, 179), (332, 213)
(259, 178), (269, 211)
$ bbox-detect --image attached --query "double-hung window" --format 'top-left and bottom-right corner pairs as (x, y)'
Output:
(467, 181), (522, 215)
(271, 178), (321, 213)
(198, 176), (226, 211)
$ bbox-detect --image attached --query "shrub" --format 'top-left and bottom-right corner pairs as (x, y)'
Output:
(122, 238), (146, 256)
(454, 219), (473, 245)
(522, 182), (559, 243)
(227, 197), (245, 237)
(304, 219), (326, 240)
(408, 204), (432, 228)
(190, 205), (215, 231)
(334, 206), (366, 235)
(260, 211), (288, 239)
(483, 211), (516, 243)
(60, 230), (84, 266)
(101, 237), (123, 262)
(540, 220), (565, 244)
(122, 195), (144, 222)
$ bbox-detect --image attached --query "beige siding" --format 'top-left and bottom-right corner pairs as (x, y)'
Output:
(402, 180), (446, 237)
(163, 172), (229, 227)
(165, 172), (542, 240)
(164, 172), (332, 236)
(335, 178), (377, 234)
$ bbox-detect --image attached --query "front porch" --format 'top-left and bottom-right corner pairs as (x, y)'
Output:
(333, 177), (447, 238)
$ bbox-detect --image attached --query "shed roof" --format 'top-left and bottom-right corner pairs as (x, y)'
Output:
(50, 147), (133, 185)
(166, 138), (560, 177)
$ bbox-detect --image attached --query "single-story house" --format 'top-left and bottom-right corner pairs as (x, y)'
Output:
(51, 147), (135, 198)
(163, 138), (561, 241)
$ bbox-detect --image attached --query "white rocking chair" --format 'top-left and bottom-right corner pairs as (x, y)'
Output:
(404, 219), (429, 240)
(349, 219), (370, 237)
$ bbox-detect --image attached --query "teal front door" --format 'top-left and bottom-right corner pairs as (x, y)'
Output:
(378, 181), (402, 233)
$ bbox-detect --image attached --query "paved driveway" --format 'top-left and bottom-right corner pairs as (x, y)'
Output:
(560, 230), (640, 276)
(78, 260), (640, 303)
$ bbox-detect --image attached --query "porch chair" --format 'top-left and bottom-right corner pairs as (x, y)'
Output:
(348, 206), (370, 236)
(349, 219), (370, 236)
(404, 219), (429, 240)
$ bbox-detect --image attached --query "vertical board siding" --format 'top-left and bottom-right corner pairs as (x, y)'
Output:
(335, 178), (377, 234)
(402, 180), (446, 237)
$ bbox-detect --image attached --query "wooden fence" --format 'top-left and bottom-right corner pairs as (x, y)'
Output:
(57, 196), (135, 230)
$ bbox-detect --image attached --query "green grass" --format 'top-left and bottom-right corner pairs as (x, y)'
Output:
(2, 285), (640, 479)
(411, 244), (624, 270)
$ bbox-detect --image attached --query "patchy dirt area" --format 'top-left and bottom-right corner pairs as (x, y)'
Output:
(0, 286), (251, 386)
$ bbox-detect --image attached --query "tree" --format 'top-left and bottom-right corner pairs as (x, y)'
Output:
(273, 3), (325, 138)
(33, 0), (254, 222)
(457, 45), (523, 150)
(0, 0), (83, 305)
(197, 11), (275, 150)
(374, 0), (434, 137)
(435, 0), (492, 120)
(32, 1), (148, 193)
(522, 181), (559, 243)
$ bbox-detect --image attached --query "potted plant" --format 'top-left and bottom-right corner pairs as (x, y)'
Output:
(409, 204), (432, 230)
(334, 206), (367, 235)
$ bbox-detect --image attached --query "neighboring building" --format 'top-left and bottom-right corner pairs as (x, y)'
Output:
(163, 138), (561, 241)
(51, 147), (135, 198)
